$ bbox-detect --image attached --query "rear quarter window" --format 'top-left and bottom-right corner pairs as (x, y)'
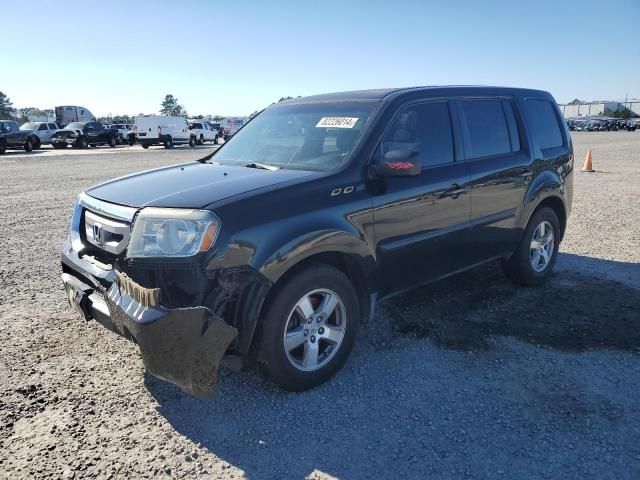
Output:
(524, 99), (563, 149)
(461, 100), (511, 159)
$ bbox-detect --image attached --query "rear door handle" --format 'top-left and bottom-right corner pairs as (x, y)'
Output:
(519, 167), (533, 178)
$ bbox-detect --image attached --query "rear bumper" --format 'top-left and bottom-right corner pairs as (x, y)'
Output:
(61, 241), (238, 397)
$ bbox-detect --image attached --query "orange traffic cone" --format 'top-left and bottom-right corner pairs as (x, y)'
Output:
(582, 149), (594, 172)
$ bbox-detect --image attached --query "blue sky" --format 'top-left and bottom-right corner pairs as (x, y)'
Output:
(2, 0), (639, 116)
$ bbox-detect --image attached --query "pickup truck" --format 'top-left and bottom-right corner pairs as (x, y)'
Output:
(188, 121), (218, 145)
(0, 120), (40, 154)
(51, 121), (118, 149)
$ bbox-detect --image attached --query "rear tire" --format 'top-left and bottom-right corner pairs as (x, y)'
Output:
(0, 141), (5, 155)
(108, 137), (117, 148)
(502, 207), (561, 286)
(141, 144), (150, 149)
(24, 138), (33, 152)
(78, 137), (88, 149)
(163, 136), (173, 149)
(33, 137), (41, 149)
(256, 263), (360, 391)
(188, 136), (196, 148)
(198, 134), (204, 145)
(128, 137), (135, 146)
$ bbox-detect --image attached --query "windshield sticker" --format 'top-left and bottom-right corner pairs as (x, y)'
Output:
(316, 117), (359, 129)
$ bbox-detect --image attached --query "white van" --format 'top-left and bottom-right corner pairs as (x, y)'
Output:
(131, 115), (195, 149)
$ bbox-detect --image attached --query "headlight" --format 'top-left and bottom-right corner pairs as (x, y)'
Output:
(127, 208), (220, 258)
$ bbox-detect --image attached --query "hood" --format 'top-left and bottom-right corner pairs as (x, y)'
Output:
(86, 161), (318, 209)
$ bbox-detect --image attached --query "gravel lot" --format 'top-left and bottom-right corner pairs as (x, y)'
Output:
(1, 133), (639, 480)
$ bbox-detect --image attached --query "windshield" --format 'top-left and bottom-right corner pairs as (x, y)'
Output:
(190, 123), (203, 129)
(66, 122), (85, 129)
(20, 123), (38, 130)
(212, 101), (378, 171)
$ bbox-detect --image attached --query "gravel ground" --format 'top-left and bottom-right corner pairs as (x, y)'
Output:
(0, 134), (639, 480)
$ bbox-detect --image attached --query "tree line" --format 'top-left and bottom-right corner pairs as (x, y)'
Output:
(0, 91), (299, 124)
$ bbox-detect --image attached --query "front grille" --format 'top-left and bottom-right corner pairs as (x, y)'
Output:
(70, 192), (138, 257)
(84, 210), (130, 255)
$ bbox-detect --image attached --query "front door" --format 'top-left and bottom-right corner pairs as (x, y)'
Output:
(372, 100), (471, 296)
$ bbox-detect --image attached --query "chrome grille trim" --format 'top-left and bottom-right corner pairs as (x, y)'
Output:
(78, 192), (138, 222)
(84, 210), (131, 255)
(70, 192), (138, 254)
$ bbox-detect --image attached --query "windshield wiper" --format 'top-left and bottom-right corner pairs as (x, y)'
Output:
(245, 162), (279, 171)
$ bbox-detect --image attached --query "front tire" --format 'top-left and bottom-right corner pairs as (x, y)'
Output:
(188, 136), (196, 148)
(78, 137), (88, 149)
(33, 137), (41, 149)
(24, 138), (33, 152)
(257, 264), (360, 391)
(503, 207), (561, 286)
(108, 137), (117, 148)
(0, 141), (5, 155)
(141, 144), (149, 149)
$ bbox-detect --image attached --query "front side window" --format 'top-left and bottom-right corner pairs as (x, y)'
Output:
(212, 101), (378, 171)
(525, 99), (563, 150)
(461, 100), (511, 159)
(381, 101), (454, 167)
(38, 124), (48, 131)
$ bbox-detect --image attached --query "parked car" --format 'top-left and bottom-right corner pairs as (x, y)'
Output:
(20, 122), (60, 147)
(130, 115), (195, 149)
(0, 120), (40, 154)
(188, 121), (218, 145)
(109, 124), (132, 144)
(50, 121), (118, 149)
(61, 86), (573, 396)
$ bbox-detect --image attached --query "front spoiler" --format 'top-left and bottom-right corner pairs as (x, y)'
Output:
(61, 267), (238, 397)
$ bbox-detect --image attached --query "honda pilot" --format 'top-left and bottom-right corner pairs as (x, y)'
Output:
(61, 86), (573, 396)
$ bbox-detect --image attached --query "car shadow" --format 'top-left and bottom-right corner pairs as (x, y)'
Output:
(145, 252), (640, 479)
(381, 252), (640, 352)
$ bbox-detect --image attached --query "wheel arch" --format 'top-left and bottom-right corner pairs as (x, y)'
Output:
(523, 171), (568, 241)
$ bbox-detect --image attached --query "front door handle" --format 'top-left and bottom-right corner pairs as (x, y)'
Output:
(441, 184), (468, 199)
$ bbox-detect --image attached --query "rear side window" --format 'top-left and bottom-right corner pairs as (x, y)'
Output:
(461, 100), (511, 158)
(524, 99), (563, 149)
(382, 101), (454, 167)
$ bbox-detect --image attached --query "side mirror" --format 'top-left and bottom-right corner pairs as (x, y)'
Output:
(373, 149), (421, 177)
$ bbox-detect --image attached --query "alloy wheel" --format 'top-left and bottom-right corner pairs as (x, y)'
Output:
(283, 288), (347, 372)
(530, 220), (554, 272)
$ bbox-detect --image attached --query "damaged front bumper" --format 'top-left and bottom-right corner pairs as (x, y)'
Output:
(61, 242), (238, 397)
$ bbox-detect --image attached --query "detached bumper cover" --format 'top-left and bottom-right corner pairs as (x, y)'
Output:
(61, 245), (238, 397)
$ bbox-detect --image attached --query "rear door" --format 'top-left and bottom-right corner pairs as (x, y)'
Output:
(457, 98), (532, 262)
(372, 99), (471, 295)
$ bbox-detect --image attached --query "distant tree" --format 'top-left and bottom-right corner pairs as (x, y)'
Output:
(0, 91), (15, 120)
(249, 110), (261, 119)
(568, 99), (584, 105)
(193, 114), (204, 119)
(160, 94), (187, 117)
(212, 115), (224, 122)
(278, 96), (293, 103)
(603, 107), (633, 119)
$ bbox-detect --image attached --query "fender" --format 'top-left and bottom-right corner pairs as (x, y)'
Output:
(519, 169), (567, 229)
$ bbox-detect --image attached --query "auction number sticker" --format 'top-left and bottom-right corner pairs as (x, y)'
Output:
(316, 117), (359, 128)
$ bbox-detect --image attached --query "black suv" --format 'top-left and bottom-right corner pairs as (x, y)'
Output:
(51, 121), (118, 149)
(61, 86), (573, 396)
